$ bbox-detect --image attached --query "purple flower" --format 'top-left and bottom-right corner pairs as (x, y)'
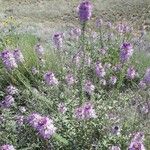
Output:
(138, 80), (147, 89)
(44, 72), (58, 86)
(37, 117), (56, 139)
(111, 126), (121, 135)
(109, 76), (117, 85)
(83, 80), (95, 95)
(77, 1), (92, 22)
(27, 113), (56, 139)
(143, 68), (150, 85)
(31, 67), (39, 75)
(35, 44), (44, 57)
(0, 50), (18, 70)
(53, 33), (63, 49)
(69, 27), (81, 40)
(117, 23), (130, 34)
(112, 64), (122, 72)
(0, 144), (15, 150)
(95, 62), (106, 78)
(107, 33), (114, 41)
(128, 141), (145, 150)
(74, 102), (97, 120)
(27, 113), (42, 128)
(5, 85), (18, 95)
(110, 146), (121, 150)
(132, 132), (144, 142)
(58, 103), (67, 114)
(82, 102), (97, 119)
(0, 50), (11, 60)
(138, 103), (149, 115)
(72, 51), (82, 67)
(65, 74), (75, 86)
(85, 55), (92, 66)
(99, 48), (107, 55)
(74, 107), (84, 120)
(96, 19), (103, 28)
(120, 42), (133, 62)
(13, 49), (24, 63)
(127, 67), (136, 79)
(0, 95), (14, 108)
(128, 132), (145, 150)
(107, 22), (112, 28)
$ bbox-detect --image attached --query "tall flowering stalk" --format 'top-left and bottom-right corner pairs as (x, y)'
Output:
(77, 1), (92, 103)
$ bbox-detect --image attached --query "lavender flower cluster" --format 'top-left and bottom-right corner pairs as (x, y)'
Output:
(69, 27), (81, 40)
(27, 113), (56, 139)
(0, 49), (24, 71)
(109, 132), (146, 150)
(65, 73), (75, 86)
(74, 102), (97, 120)
(53, 33), (63, 50)
(0, 85), (18, 108)
(83, 80), (95, 95)
(128, 132), (146, 150)
(44, 71), (59, 86)
(95, 62), (106, 78)
(0, 144), (15, 150)
(77, 1), (92, 22)
(120, 42), (134, 63)
(58, 103), (67, 114)
(117, 23), (132, 34)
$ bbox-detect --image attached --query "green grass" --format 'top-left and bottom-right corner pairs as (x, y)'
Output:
(0, 0), (150, 41)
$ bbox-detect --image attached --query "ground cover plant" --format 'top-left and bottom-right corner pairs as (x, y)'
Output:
(0, 1), (150, 150)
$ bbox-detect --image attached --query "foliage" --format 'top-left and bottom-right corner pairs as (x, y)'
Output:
(0, 1), (150, 150)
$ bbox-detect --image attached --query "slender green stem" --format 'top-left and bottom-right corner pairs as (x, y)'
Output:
(79, 22), (86, 104)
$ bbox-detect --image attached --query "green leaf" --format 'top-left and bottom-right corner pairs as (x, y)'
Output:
(53, 133), (69, 145)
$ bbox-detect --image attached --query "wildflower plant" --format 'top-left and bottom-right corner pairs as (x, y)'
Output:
(0, 1), (150, 150)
